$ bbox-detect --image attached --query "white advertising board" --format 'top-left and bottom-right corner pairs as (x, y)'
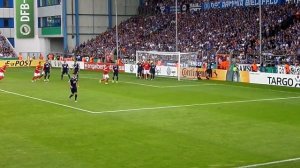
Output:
(249, 72), (300, 88)
(125, 64), (178, 77)
(277, 65), (300, 75)
(50, 60), (85, 70)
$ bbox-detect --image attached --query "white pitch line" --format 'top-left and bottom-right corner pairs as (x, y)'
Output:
(237, 157), (300, 168)
(91, 96), (300, 114)
(161, 84), (219, 88)
(120, 81), (161, 88)
(0, 89), (94, 113)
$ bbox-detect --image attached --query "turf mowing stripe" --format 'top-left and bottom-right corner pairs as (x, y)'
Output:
(217, 84), (300, 95)
(237, 157), (300, 168)
(81, 76), (221, 88)
(91, 96), (300, 114)
(0, 89), (94, 113)
(80, 76), (161, 88)
(1, 88), (300, 115)
(81, 76), (300, 94)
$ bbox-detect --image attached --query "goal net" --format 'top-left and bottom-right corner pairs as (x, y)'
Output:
(136, 51), (201, 80)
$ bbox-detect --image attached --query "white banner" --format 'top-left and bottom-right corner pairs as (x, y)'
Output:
(249, 72), (300, 88)
(238, 64), (252, 71)
(50, 60), (85, 70)
(277, 65), (300, 75)
(125, 64), (178, 77)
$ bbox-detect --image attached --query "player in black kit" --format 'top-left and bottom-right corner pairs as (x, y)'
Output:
(150, 61), (156, 80)
(73, 61), (80, 78)
(61, 60), (71, 80)
(69, 74), (78, 102)
(137, 61), (143, 79)
(112, 62), (119, 83)
(43, 60), (51, 82)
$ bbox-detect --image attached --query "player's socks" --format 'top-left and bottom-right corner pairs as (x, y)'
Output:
(75, 94), (77, 101)
(0, 76), (4, 80)
(69, 94), (73, 99)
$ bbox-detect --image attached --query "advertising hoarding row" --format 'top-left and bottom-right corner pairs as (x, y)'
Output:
(2, 61), (299, 88)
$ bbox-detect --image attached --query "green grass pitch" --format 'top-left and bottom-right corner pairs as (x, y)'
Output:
(0, 67), (300, 168)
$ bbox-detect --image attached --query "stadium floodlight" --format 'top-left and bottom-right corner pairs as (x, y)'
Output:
(115, 0), (119, 60)
(175, 0), (178, 52)
(136, 51), (199, 81)
(259, 0), (262, 64)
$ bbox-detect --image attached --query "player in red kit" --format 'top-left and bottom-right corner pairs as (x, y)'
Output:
(100, 63), (110, 84)
(32, 62), (43, 82)
(143, 61), (151, 80)
(0, 64), (7, 81)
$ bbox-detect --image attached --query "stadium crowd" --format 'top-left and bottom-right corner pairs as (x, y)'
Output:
(0, 33), (16, 58)
(75, 3), (299, 66)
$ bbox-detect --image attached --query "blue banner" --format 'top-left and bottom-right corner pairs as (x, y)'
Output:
(160, 0), (287, 14)
(203, 0), (286, 10)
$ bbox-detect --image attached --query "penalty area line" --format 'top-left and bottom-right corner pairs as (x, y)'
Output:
(237, 157), (300, 168)
(81, 76), (218, 88)
(0, 89), (94, 114)
(91, 96), (300, 114)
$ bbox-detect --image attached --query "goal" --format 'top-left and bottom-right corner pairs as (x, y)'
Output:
(135, 51), (200, 80)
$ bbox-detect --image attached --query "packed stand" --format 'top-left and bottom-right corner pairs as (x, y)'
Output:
(0, 33), (16, 58)
(75, 4), (300, 66)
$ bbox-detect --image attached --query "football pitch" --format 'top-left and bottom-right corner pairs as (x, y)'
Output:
(1, 68), (300, 168)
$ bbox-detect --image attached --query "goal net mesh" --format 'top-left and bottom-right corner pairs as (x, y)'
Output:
(136, 51), (201, 80)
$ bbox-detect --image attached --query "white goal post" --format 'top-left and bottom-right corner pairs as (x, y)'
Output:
(135, 51), (201, 81)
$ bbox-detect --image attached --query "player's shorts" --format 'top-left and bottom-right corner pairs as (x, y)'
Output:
(0, 72), (4, 77)
(144, 70), (150, 75)
(62, 70), (69, 74)
(34, 72), (40, 77)
(150, 69), (155, 74)
(103, 74), (109, 79)
(71, 87), (77, 94)
(44, 70), (50, 74)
